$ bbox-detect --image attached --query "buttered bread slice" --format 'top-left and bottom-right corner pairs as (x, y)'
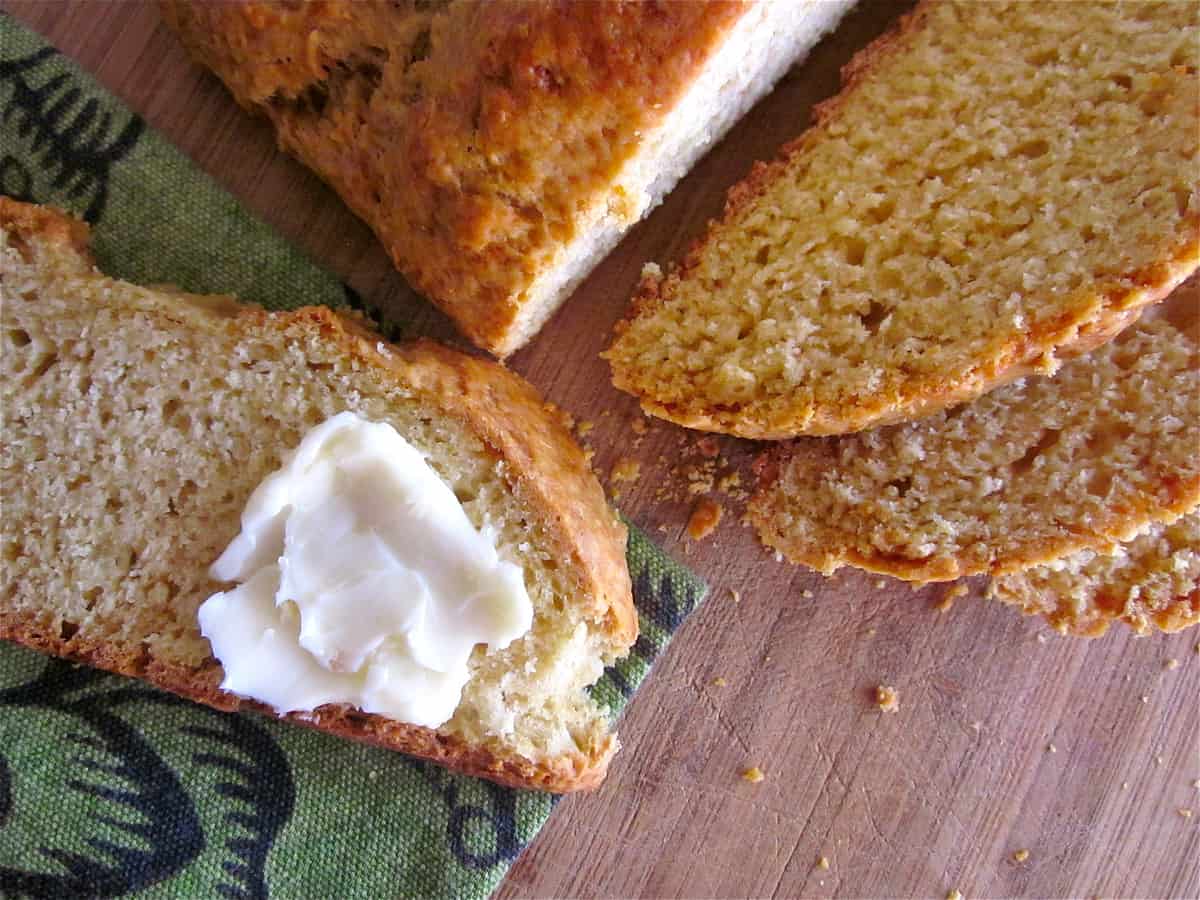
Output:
(607, 0), (1199, 438)
(749, 306), (1200, 584)
(0, 199), (634, 792)
(988, 512), (1199, 638)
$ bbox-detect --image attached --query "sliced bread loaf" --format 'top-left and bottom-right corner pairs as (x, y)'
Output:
(988, 512), (1199, 638)
(749, 304), (1200, 584)
(607, 0), (1199, 438)
(159, 0), (856, 356)
(0, 198), (634, 791)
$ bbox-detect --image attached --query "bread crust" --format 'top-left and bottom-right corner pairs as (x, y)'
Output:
(0, 197), (633, 792)
(611, 0), (1200, 439)
(158, 0), (753, 356)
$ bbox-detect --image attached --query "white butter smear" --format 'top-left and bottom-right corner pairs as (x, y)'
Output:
(198, 411), (533, 728)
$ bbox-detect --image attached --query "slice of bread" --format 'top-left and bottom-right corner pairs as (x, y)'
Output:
(607, 0), (1199, 438)
(988, 512), (1199, 638)
(159, 0), (856, 356)
(0, 198), (635, 792)
(748, 303), (1200, 584)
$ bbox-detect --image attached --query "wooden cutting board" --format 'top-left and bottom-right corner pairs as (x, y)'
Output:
(8, 1), (1197, 896)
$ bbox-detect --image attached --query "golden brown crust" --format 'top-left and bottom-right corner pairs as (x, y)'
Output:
(159, 0), (753, 355)
(0, 198), (633, 791)
(0, 612), (610, 791)
(612, 0), (1200, 438)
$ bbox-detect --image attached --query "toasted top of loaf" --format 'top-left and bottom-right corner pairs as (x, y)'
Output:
(158, 0), (774, 356)
(749, 301), (1200, 584)
(0, 198), (634, 791)
(607, 0), (1200, 438)
(988, 512), (1199, 638)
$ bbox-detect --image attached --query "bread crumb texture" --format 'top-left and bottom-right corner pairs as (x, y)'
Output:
(0, 199), (633, 791)
(875, 684), (900, 713)
(751, 313), (1199, 585)
(607, 1), (1199, 437)
(1012, 849), (1030, 863)
(687, 498), (723, 541)
(990, 510), (1200, 638)
(741, 766), (765, 784)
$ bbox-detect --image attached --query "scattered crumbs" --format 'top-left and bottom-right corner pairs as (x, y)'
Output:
(599, 409), (611, 418)
(971, 721), (982, 732)
(1179, 808), (1194, 819)
(583, 448), (595, 465)
(802, 589), (814, 599)
(1012, 849), (1030, 863)
(876, 685), (900, 713)
(576, 419), (594, 437)
(730, 588), (741, 604)
(741, 766), (765, 784)
(1122, 781), (1130, 790)
(1165, 658), (1180, 671)
(611, 458), (641, 484)
(687, 498), (723, 540)
(631, 418), (647, 436)
(866, 627), (877, 637)
(1124, 674), (1132, 682)
(1047, 743), (1057, 754)
(1037, 633), (1049, 644)
(816, 855), (830, 871)
(947, 889), (964, 900)
(696, 436), (720, 458)
(1192, 779), (1200, 790)
(712, 676), (727, 687)
(657, 523), (669, 534)
(1155, 755), (1164, 767)
(1141, 695), (1150, 704)
(874, 579), (887, 589)
(937, 582), (969, 612)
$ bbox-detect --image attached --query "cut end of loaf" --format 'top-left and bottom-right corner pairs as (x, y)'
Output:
(607, 0), (1200, 437)
(0, 197), (633, 791)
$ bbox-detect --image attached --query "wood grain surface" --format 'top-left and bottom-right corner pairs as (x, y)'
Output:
(6, 2), (1198, 897)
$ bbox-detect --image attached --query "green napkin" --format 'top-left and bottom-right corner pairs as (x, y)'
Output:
(0, 17), (706, 898)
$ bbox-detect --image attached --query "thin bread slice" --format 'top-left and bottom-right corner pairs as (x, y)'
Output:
(0, 198), (634, 792)
(159, 0), (856, 356)
(749, 301), (1200, 584)
(606, 0), (1199, 438)
(988, 512), (1199, 638)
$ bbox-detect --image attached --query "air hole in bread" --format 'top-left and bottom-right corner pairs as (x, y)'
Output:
(860, 301), (889, 336)
(59, 620), (79, 641)
(6, 327), (31, 348)
(1012, 428), (1061, 474)
(843, 237), (867, 267)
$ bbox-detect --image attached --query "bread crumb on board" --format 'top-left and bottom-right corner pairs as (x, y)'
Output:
(816, 855), (830, 871)
(741, 766), (765, 784)
(576, 419), (594, 437)
(876, 685), (900, 712)
(1179, 808), (1194, 819)
(1164, 658), (1179, 671)
(936, 582), (969, 612)
(687, 498), (723, 540)
(729, 588), (741, 604)
(611, 458), (641, 484)
(947, 889), (964, 900)
(1012, 849), (1030, 863)
(712, 676), (727, 687)
(1047, 743), (1057, 753)
(631, 417), (648, 436)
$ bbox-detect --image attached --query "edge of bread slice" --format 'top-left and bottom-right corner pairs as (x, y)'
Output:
(749, 296), (1200, 584)
(0, 198), (635, 792)
(988, 511), (1199, 638)
(158, 0), (855, 356)
(606, 0), (1199, 437)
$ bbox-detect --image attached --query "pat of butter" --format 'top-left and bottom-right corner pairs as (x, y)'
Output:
(198, 411), (533, 728)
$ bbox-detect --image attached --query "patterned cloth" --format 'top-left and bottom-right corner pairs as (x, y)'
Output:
(0, 17), (706, 899)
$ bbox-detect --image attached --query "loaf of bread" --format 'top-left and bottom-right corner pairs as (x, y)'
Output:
(0, 198), (634, 792)
(607, 0), (1199, 438)
(988, 512), (1199, 638)
(159, 0), (857, 356)
(749, 305), (1200, 584)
